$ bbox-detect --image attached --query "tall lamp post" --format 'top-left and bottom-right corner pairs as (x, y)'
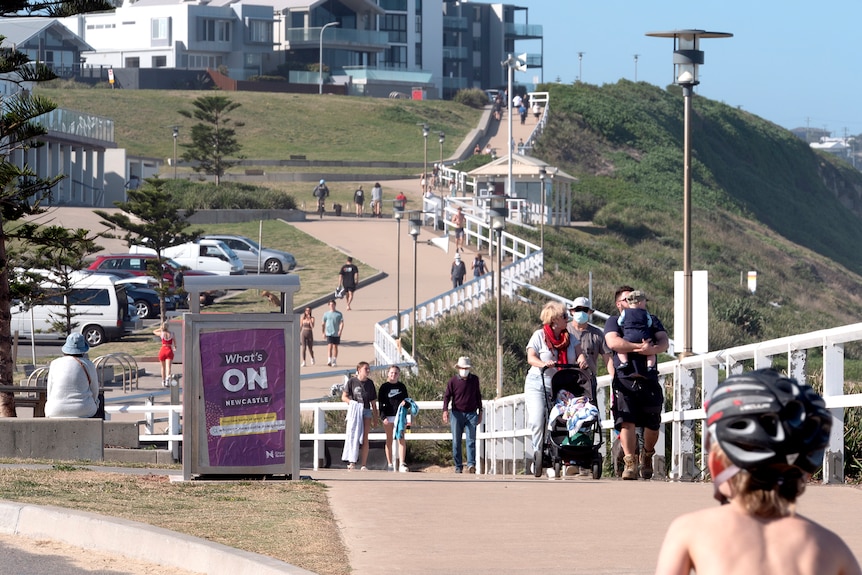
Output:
(318, 21), (339, 95)
(647, 29), (732, 357)
(633, 54), (640, 81)
(407, 210), (422, 359)
(489, 195), (508, 398)
(577, 52), (585, 82)
(538, 167), (546, 249)
(421, 124), (429, 196)
(502, 54), (525, 197)
(393, 197), (406, 349)
(172, 126), (179, 180)
(438, 131), (445, 187)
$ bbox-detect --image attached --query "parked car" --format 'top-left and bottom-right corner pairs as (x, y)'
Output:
(203, 234), (297, 273)
(88, 270), (177, 319)
(132, 239), (245, 276)
(10, 271), (139, 346)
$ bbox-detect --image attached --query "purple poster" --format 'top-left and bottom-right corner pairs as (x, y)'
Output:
(200, 328), (286, 467)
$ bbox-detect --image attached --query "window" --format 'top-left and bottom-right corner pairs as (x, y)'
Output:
(151, 17), (169, 42)
(125, 57), (140, 68)
(415, 43), (422, 67)
(382, 45), (406, 69)
(247, 19), (272, 44)
(380, 14), (406, 44)
(199, 18), (231, 42)
(153, 55), (167, 67)
(69, 288), (110, 306)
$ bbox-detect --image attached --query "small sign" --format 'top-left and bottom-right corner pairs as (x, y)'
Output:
(747, 270), (757, 293)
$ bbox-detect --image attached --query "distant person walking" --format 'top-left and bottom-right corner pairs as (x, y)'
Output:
(451, 206), (465, 253)
(322, 299), (344, 367)
(442, 356), (483, 474)
(471, 253), (487, 278)
(299, 307), (315, 367)
(451, 253), (467, 288)
(338, 256), (359, 311)
(353, 185), (365, 217)
(153, 323), (176, 387)
(371, 182), (383, 218)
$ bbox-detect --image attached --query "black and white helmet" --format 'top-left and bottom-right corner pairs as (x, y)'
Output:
(705, 368), (831, 475)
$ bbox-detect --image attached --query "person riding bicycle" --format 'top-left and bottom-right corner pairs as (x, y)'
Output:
(313, 179), (329, 218)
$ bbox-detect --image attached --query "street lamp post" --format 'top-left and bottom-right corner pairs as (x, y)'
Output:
(438, 131), (445, 188)
(577, 52), (585, 82)
(407, 210), (422, 359)
(647, 29), (732, 357)
(502, 54), (525, 199)
(422, 124), (429, 196)
(318, 22), (340, 95)
(489, 195), (508, 398)
(633, 54), (640, 81)
(172, 126), (178, 180)
(538, 167), (546, 249)
(393, 198), (406, 351)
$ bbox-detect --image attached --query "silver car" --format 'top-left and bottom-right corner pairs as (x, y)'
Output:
(203, 234), (296, 274)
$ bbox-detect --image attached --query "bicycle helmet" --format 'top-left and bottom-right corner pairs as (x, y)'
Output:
(705, 368), (831, 476)
(319, 179), (326, 185)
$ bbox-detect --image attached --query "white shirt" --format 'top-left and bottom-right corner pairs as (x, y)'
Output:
(45, 355), (99, 418)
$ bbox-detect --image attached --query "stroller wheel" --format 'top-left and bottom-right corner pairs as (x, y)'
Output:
(592, 456), (603, 480)
(533, 450), (543, 478)
(553, 461), (562, 478)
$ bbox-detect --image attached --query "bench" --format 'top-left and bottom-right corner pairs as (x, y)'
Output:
(244, 168), (265, 176)
(289, 154), (306, 160)
(0, 418), (103, 461)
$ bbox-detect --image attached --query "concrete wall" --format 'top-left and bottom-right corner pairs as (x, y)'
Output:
(0, 419), (103, 461)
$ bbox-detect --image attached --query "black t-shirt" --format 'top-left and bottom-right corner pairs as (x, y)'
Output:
(354, 189), (365, 203)
(340, 264), (358, 289)
(378, 381), (409, 417)
(346, 377), (377, 409)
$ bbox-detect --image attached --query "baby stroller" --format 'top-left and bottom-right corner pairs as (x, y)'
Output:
(533, 365), (603, 479)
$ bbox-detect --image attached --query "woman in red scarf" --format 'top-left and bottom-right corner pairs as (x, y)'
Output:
(524, 301), (587, 474)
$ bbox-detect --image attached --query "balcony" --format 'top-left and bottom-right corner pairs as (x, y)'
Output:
(37, 108), (114, 145)
(442, 46), (468, 61)
(443, 16), (468, 31)
(504, 22), (543, 40)
(283, 27), (389, 53)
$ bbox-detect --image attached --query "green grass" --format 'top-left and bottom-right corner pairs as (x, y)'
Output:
(34, 88), (482, 163)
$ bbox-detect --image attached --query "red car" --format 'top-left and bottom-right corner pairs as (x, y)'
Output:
(87, 254), (222, 304)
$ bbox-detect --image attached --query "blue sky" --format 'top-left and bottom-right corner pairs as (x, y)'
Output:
(514, 1), (861, 135)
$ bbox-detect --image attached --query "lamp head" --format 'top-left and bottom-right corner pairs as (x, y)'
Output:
(422, 124), (429, 138)
(407, 210), (422, 236)
(439, 132), (445, 144)
(539, 167), (547, 181)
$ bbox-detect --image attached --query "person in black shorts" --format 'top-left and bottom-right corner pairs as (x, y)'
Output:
(338, 256), (359, 311)
(604, 285), (668, 481)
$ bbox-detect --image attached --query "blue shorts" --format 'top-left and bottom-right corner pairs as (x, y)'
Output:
(363, 408), (373, 419)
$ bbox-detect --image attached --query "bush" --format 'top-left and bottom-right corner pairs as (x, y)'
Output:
(453, 88), (488, 109)
(161, 180), (297, 210)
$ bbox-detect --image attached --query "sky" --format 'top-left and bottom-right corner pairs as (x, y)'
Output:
(512, 0), (862, 136)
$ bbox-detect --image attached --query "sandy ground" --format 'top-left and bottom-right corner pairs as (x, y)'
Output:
(0, 533), (201, 575)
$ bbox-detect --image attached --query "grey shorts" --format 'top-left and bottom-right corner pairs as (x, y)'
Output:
(326, 335), (341, 345)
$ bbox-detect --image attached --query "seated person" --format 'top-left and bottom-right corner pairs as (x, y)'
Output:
(616, 290), (658, 375)
(45, 333), (100, 419)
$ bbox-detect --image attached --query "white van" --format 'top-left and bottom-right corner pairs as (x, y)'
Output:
(133, 239), (245, 276)
(11, 271), (140, 347)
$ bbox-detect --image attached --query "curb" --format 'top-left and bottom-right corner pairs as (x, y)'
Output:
(0, 500), (317, 575)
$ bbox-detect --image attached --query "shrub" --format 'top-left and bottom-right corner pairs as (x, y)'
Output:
(453, 88), (488, 109)
(162, 180), (297, 210)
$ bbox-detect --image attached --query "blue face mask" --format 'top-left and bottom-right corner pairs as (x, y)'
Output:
(573, 311), (589, 324)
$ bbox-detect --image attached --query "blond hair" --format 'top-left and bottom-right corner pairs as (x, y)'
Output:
(540, 301), (566, 325)
(713, 446), (804, 519)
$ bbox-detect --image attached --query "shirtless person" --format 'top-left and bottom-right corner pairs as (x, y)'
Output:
(451, 206), (465, 253)
(655, 368), (860, 575)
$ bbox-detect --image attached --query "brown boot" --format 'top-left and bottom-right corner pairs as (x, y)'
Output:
(640, 450), (655, 480)
(622, 454), (637, 480)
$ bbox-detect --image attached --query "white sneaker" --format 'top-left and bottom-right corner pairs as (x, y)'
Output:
(399, 463), (409, 473)
(301, 361), (306, 367)
(326, 360), (332, 366)
(565, 465), (578, 476)
(331, 360), (337, 367)
(311, 358), (315, 365)
(547, 468), (556, 479)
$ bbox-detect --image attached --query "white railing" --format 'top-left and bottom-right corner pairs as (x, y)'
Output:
(100, 323), (862, 482)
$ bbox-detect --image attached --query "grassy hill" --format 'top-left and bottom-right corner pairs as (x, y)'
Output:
(35, 85), (482, 163)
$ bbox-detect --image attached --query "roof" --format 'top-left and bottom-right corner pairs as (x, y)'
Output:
(0, 17), (93, 50)
(467, 154), (577, 182)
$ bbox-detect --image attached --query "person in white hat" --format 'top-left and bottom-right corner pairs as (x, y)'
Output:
(450, 253), (466, 289)
(567, 297), (612, 397)
(442, 356), (483, 473)
(45, 333), (100, 418)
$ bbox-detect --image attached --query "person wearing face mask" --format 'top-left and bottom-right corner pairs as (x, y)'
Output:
(442, 356), (483, 474)
(567, 297), (613, 402)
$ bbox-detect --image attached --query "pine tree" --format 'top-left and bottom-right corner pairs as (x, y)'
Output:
(179, 95), (244, 186)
